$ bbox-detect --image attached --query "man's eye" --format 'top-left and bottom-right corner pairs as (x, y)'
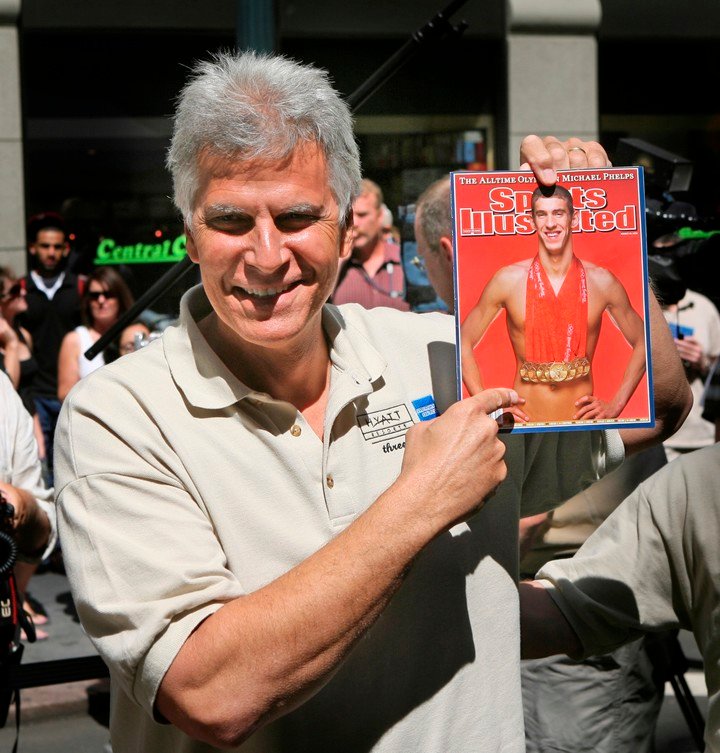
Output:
(207, 215), (253, 233)
(277, 214), (317, 231)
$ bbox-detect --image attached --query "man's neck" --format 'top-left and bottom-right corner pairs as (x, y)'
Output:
(353, 236), (387, 277)
(539, 247), (575, 277)
(31, 269), (64, 289)
(199, 313), (332, 420)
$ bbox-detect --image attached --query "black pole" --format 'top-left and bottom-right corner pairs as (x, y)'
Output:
(84, 0), (471, 361)
(84, 257), (195, 361)
(347, 0), (470, 112)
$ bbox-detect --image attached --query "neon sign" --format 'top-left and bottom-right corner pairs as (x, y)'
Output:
(95, 235), (187, 265)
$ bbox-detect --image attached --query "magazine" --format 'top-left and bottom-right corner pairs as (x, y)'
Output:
(451, 166), (654, 433)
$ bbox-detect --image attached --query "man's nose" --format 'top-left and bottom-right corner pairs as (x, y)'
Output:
(245, 223), (290, 272)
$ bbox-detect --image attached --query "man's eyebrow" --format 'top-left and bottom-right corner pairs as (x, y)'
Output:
(279, 203), (325, 215)
(203, 204), (250, 216)
(202, 203), (326, 216)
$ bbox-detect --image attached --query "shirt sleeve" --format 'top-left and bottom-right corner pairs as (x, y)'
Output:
(1, 373), (56, 561)
(55, 375), (245, 718)
(535, 456), (695, 657)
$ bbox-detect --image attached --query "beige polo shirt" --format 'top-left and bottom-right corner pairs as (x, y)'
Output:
(55, 285), (622, 753)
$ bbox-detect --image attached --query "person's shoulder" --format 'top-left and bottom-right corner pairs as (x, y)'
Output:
(488, 259), (530, 286)
(60, 328), (81, 349)
(583, 262), (621, 290)
(63, 336), (167, 407)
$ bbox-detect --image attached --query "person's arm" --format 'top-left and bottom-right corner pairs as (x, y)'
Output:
(0, 374), (55, 560)
(617, 291), (692, 453)
(0, 481), (51, 557)
(674, 336), (715, 380)
(156, 387), (518, 748)
(459, 275), (507, 395)
(519, 579), (583, 660)
(574, 272), (646, 421)
(0, 318), (21, 388)
(57, 330), (81, 401)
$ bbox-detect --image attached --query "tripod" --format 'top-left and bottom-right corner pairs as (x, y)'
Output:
(645, 630), (706, 751)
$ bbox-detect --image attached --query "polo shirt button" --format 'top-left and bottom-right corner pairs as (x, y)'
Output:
(326, 474), (334, 488)
(290, 424), (302, 437)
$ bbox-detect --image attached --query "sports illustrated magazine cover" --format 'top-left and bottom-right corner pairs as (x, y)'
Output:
(452, 167), (654, 434)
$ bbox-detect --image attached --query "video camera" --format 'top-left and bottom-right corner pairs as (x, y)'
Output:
(614, 138), (720, 311)
(0, 494), (35, 727)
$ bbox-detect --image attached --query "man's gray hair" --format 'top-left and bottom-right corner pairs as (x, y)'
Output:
(167, 50), (361, 226)
(416, 176), (452, 254)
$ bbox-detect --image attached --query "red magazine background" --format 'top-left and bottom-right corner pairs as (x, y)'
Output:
(453, 167), (651, 425)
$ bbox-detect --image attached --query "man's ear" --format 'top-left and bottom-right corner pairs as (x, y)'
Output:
(184, 223), (200, 263)
(339, 214), (354, 261)
(439, 235), (454, 266)
(61, 243), (70, 258)
(571, 212), (580, 230)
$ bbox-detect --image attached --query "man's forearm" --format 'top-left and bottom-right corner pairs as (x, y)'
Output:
(13, 491), (51, 557)
(157, 478), (441, 748)
(519, 580), (583, 660)
(608, 344), (646, 417)
(620, 293), (692, 453)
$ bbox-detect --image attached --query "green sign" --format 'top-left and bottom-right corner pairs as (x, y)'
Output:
(95, 235), (187, 265)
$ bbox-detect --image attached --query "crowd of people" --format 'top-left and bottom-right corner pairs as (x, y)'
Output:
(0, 214), (155, 643)
(1, 48), (718, 753)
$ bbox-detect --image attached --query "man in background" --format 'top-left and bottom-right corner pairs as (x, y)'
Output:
(649, 254), (720, 460)
(332, 178), (410, 310)
(18, 213), (83, 483)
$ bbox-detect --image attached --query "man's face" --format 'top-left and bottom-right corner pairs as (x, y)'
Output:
(414, 212), (454, 313)
(531, 197), (575, 255)
(351, 192), (383, 253)
(29, 229), (69, 273)
(186, 143), (352, 352)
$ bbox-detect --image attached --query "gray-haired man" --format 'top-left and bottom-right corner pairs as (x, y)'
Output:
(55, 51), (685, 753)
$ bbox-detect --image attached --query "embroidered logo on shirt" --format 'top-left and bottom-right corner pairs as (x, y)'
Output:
(412, 394), (437, 422)
(357, 404), (414, 444)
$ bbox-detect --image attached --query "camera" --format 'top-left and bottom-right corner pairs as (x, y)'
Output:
(614, 137), (720, 312)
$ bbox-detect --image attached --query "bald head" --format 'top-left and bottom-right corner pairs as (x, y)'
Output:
(415, 176), (455, 312)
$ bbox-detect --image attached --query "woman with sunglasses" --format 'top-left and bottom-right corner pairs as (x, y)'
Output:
(57, 267), (134, 401)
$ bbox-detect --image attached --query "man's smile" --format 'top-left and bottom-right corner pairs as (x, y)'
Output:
(234, 279), (302, 300)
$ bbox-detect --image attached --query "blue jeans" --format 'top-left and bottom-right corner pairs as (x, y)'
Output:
(34, 396), (62, 487)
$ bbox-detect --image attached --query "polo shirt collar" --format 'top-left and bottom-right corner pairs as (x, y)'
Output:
(322, 305), (386, 386)
(164, 285), (387, 410)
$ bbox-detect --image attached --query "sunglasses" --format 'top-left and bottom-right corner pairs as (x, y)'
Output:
(87, 290), (117, 302)
(0, 281), (25, 301)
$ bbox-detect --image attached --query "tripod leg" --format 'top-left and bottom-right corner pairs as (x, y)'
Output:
(667, 674), (706, 751)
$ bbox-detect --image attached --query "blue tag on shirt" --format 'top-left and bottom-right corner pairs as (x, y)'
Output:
(412, 395), (438, 421)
